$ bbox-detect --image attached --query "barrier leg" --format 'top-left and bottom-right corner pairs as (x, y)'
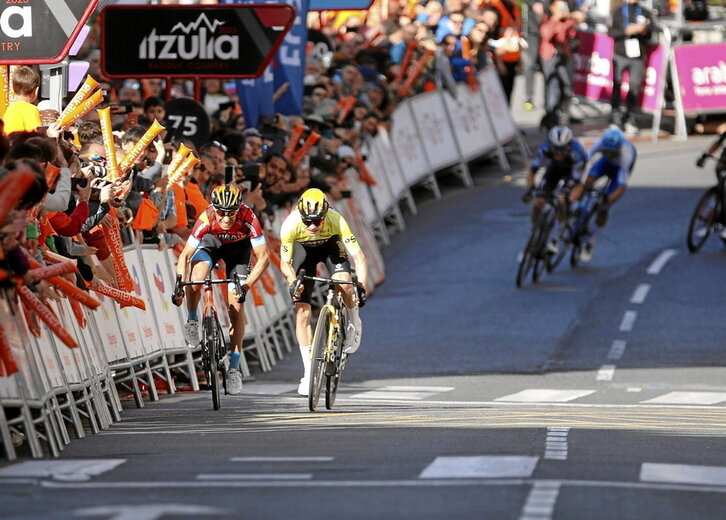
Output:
(0, 405), (17, 461)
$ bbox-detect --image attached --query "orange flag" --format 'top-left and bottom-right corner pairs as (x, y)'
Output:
(0, 324), (18, 375)
(16, 285), (78, 349)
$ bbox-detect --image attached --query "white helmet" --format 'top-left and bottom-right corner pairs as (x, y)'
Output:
(548, 125), (573, 148)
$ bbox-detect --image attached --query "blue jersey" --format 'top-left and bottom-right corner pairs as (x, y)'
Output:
(587, 137), (637, 189)
(530, 140), (588, 184)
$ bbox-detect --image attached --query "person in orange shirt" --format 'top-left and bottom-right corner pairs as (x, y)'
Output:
(486, 0), (522, 103)
(3, 66), (42, 135)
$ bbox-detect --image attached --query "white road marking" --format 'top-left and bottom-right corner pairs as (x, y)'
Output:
(641, 392), (726, 405)
(545, 427), (570, 460)
(627, 387), (642, 393)
(641, 463), (726, 486)
(35, 477), (726, 493)
(196, 474), (313, 481)
(350, 386), (454, 400)
(73, 504), (227, 520)
(0, 459), (125, 481)
(646, 249), (677, 275)
(619, 311), (637, 332)
(495, 389), (596, 403)
(519, 481), (561, 520)
(630, 284), (651, 304)
(596, 365), (616, 381)
(608, 340), (627, 360)
(419, 456), (539, 479)
(230, 457), (333, 462)
(240, 384), (297, 395)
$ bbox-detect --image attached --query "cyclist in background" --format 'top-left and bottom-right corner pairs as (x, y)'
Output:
(174, 184), (270, 395)
(696, 130), (726, 238)
(578, 127), (637, 262)
(696, 130), (726, 171)
(280, 188), (368, 397)
(523, 125), (587, 254)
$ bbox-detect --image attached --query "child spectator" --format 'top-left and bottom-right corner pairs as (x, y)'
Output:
(3, 66), (42, 135)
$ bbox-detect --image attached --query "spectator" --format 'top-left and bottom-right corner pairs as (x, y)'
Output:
(143, 97), (166, 126)
(522, 0), (545, 111)
(608, 0), (653, 135)
(539, 0), (578, 130)
(3, 66), (42, 134)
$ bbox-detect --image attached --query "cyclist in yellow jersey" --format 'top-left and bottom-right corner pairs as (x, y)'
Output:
(280, 188), (369, 396)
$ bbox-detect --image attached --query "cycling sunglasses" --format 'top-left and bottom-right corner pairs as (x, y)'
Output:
(215, 209), (238, 218)
(302, 217), (323, 226)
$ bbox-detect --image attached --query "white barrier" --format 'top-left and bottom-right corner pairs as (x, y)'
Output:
(1, 68), (529, 460)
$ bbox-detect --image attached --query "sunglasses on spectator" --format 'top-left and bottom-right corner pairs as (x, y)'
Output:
(215, 209), (238, 218)
(302, 217), (323, 226)
(194, 163), (207, 172)
(211, 140), (228, 153)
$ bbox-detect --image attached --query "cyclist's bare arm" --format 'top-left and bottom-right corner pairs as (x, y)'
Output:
(350, 248), (368, 292)
(245, 241), (270, 290)
(176, 240), (198, 281)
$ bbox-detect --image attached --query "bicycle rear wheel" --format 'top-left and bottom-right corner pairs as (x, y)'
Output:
(309, 308), (331, 412)
(203, 315), (221, 411)
(325, 325), (344, 410)
(687, 187), (717, 253)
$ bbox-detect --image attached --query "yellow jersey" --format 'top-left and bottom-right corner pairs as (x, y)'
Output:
(280, 208), (361, 264)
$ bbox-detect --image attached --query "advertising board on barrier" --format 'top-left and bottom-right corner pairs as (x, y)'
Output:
(409, 91), (461, 171)
(673, 43), (726, 113)
(140, 248), (186, 353)
(389, 100), (431, 186)
(572, 31), (665, 112)
(479, 67), (517, 142)
(443, 83), (498, 160)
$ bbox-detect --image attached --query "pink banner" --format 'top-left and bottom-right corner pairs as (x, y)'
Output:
(673, 43), (726, 113)
(572, 31), (665, 112)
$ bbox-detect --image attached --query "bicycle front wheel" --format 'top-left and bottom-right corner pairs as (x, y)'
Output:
(203, 315), (221, 411)
(516, 233), (536, 288)
(687, 187), (717, 253)
(309, 308), (332, 412)
(325, 326), (345, 410)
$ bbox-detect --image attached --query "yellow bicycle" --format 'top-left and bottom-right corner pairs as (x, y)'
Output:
(292, 269), (362, 411)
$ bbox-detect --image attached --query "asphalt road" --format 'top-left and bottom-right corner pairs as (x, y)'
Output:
(2, 131), (726, 519)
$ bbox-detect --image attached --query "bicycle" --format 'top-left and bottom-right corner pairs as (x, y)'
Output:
(290, 269), (363, 411)
(173, 271), (245, 411)
(516, 190), (567, 287)
(569, 184), (606, 268)
(687, 154), (726, 253)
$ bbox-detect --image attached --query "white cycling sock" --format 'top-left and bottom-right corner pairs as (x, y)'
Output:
(347, 306), (361, 329)
(299, 345), (311, 378)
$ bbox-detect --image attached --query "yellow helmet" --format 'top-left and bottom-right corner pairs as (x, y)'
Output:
(297, 188), (329, 220)
(211, 184), (242, 211)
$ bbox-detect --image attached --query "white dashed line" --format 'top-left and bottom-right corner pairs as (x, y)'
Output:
(646, 249), (677, 275)
(630, 284), (651, 304)
(230, 457), (333, 462)
(596, 365), (616, 381)
(419, 456), (539, 479)
(196, 473), (313, 481)
(619, 311), (637, 332)
(608, 340), (627, 360)
(519, 481), (561, 520)
(545, 427), (570, 460)
(641, 463), (726, 486)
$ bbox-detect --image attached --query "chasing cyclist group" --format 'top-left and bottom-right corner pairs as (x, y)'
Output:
(172, 185), (368, 397)
(524, 126), (637, 263)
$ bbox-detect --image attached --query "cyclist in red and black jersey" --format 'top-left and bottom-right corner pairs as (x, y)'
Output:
(174, 184), (269, 395)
